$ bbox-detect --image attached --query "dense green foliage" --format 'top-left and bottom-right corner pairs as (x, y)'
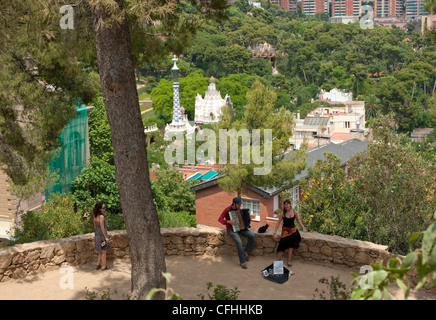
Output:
(348, 116), (436, 254)
(299, 152), (365, 240)
(70, 157), (125, 230)
(152, 167), (197, 227)
(88, 96), (114, 164)
(151, 167), (197, 215)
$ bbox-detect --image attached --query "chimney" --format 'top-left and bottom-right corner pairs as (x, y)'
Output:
(297, 110), (300, 120)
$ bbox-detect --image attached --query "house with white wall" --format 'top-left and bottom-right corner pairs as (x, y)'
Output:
(291, 89), (367, 149)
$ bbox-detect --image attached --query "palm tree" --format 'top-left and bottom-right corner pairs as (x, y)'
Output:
(364, 94), (379, 120)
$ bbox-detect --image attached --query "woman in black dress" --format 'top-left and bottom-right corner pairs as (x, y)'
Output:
(273, 199), (307, 267)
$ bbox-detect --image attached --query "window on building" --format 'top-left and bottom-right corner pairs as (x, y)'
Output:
(345, 121), (350, 128)
(242, 198), (260, 221)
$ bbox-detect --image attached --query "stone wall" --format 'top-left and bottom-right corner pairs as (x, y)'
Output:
(0, 227), (393, 282)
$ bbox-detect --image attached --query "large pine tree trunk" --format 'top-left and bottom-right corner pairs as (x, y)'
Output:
(91, 2), (166, 299)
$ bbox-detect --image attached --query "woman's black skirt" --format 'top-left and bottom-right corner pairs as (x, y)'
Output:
(276, 229), (301, 252)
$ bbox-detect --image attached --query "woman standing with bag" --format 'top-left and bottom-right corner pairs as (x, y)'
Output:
(93, 201), (110, 270)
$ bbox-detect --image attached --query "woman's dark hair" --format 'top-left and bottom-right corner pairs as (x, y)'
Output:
(93, 201), (105, 218)
(282, 199), (291, 216)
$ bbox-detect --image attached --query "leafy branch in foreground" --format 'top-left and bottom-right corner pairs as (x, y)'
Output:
(312, 275), (351, 300)
(84, 287), (131, 300)
(145, 272), (183, 300)
(350, 212), (436, 300)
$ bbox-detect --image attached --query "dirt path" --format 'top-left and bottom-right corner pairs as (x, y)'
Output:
(0, 254), (435, 300)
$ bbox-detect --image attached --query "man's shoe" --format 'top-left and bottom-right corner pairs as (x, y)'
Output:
(240, 263), (247, 269)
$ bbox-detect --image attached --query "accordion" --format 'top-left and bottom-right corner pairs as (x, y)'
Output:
(229, 209), (251, 232)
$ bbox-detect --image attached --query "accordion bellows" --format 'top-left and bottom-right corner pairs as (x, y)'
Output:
(228, 209), (251, 232)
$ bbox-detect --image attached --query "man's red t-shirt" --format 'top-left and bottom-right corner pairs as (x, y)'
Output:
(218, 205), (234, 231)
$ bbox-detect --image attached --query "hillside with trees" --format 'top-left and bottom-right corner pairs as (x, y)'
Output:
(146, 0), (435, 133)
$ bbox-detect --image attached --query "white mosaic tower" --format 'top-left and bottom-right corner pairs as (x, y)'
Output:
(165, 55), (196, 135)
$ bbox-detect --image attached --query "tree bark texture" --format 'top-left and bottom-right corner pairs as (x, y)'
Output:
(91, 2), (166, 299)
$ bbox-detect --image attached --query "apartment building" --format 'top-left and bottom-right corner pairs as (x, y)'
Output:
(373, 0), (428, 20)
(302, 0), (329, 15)
(405, 0), (427, 19)
(268, 0), (298, 11)
(374, 0), (403, 17)
(331, 0), (361, 16)
(289, 0), (298, 12)
(269, 0), (289, 10)
(269, 0), (427, 20)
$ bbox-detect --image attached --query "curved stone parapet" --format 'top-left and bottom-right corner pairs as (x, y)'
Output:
(0, 227), (393, 282)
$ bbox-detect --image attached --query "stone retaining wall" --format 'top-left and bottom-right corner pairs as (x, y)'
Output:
(0, 227), (392, 282)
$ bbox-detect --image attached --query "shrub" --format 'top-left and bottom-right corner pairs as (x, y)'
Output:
(71, 157), (121, 215)
(158, 210), (196, 228)
(312, 275), (351, 300)
(198, 282), (240, 300)
(11, 193), (87, 244)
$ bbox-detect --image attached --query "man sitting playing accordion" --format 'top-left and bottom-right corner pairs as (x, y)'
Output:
(218, 197), (255, 269)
